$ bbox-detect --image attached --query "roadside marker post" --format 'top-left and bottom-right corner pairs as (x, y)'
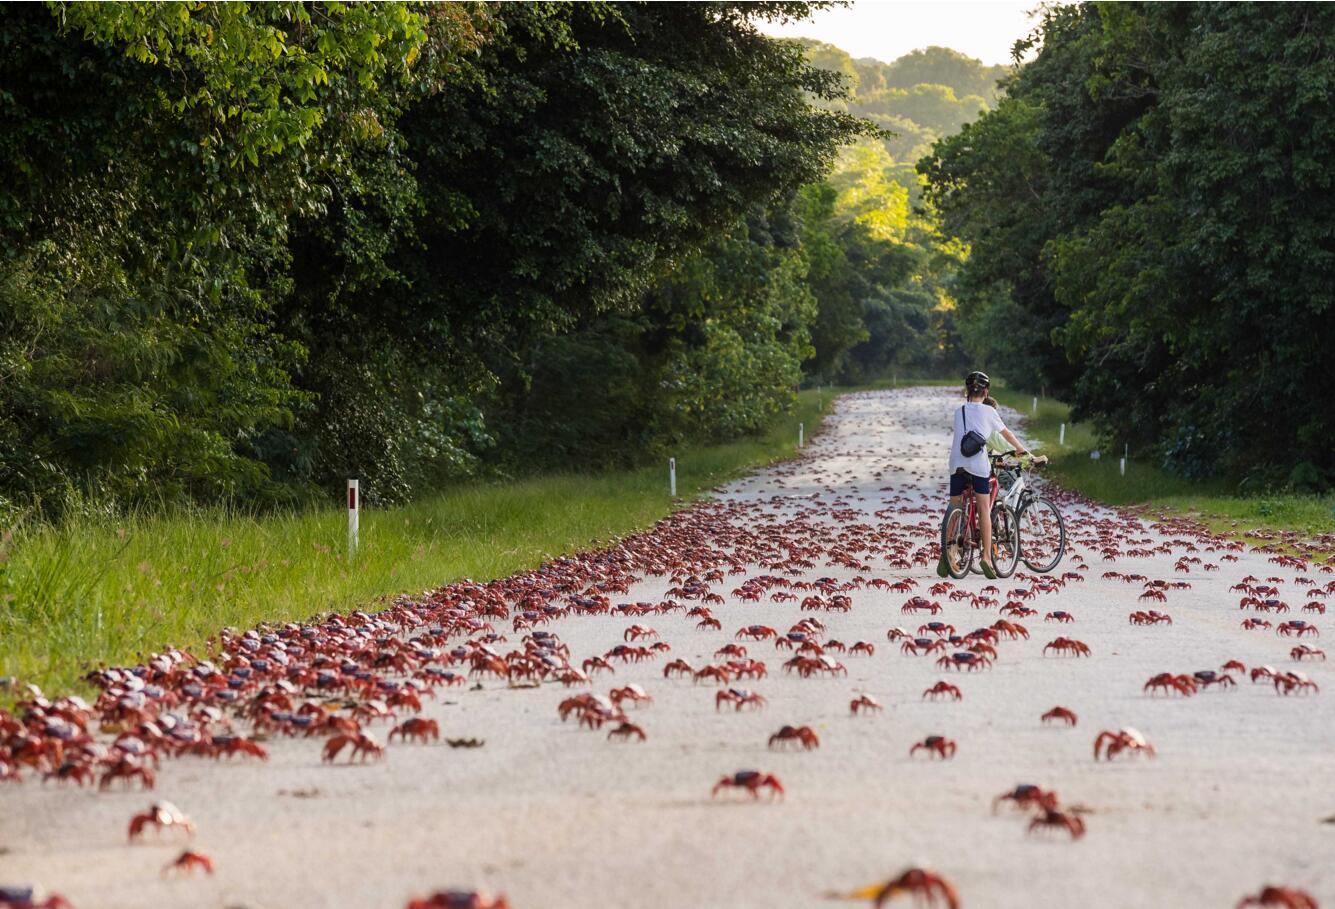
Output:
(799, 422), (804, 449)
(347, 478), (360, 558)
(1120, 457), (1126, 476)
(1031, 396), (1038, 414)
(669, 458), (677, 498)
(1059, 423), (1066, 446)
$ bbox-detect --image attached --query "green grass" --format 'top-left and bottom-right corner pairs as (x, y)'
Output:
(990, 388), (1335, 542)
(1, 390), (834, 697)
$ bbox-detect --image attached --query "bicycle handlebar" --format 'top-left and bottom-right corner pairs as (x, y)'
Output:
(991, 451), (1047, 468)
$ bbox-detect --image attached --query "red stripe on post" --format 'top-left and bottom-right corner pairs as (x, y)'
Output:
(348, 487), (357, 510)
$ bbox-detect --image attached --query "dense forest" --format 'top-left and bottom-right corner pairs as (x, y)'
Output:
(920, 3), (1335, 490)
(0, 2), (1004, 511)
(12, 1), (1321, 510)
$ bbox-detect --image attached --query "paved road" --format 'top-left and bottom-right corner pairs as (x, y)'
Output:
(5, 386), (1333, 908)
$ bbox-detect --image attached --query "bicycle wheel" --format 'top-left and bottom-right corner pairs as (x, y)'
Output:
(990, 502), (1022, 579)
(940, 505), (972, 580)
(1019, 496), (1066, 573)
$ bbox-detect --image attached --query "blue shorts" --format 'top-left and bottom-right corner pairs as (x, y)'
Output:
(950, 470), (990, 496)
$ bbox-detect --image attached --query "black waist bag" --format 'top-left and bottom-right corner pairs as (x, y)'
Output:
(959, 405), (986, 458)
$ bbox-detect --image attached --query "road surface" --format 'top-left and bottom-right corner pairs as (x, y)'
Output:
(5, 386), (1333, 908)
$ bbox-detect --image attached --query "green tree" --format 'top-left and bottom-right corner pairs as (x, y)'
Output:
(921, 2), (1335, 486)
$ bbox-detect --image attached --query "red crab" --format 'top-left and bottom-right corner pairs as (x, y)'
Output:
(1145, 672), (1196, 696)
(0, 890), (73, 909)
(735, 625), (777, 641)
(993, 783), (1059, 813)
(1028, 807), (1086, 840)
(716, 688), (766, 712)
(322, 732), (384, 763)
(607, 721), (646, 742)
(163, 849), (214, 876)
(1235, 886), (1319, 909)
(712, 769), (784, 800)
(1276, 621), (1318, 638)
(694, 665), (731, 685)
(389, 718), (441, 744)
(991, 620), (1029, 640)
(609, 684), (653, 707)
(404, 891), (512, 909)
(867, 868), (959, 909)
(1192, 670), (1235, 690)
(937, 651), (990, 672)
(1273, 671), (1319, 695)
(662, 659), (694, 678)
(581, 657), (615, 676)
(900, 597), (942, 615)
(1044, 611), (1074, 624)
(1041, 706), (1078, 727)
(1093, 728), (1155, 760)
(768, 725), (820, 750)
(128, 801), (195, 841)
(918, 622), (954, 637)
(1290, 645), (1325, 662)
(1043, 637), (1091, 657)
(909, 735), (956, 759)
(922, 681), (962, 701)
(849, 694), (883, 715)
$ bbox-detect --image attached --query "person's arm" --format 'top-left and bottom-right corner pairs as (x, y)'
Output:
(1000, 427), (1048, 463)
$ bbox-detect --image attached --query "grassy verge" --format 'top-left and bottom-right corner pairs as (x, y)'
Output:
(991, 388), (1335, 542)
(1, 390), (834, 696)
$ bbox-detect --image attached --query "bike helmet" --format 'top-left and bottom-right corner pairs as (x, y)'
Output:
(965, 370), (991, 391)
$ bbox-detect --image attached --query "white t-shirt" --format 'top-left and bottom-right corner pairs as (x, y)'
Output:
(949, 402), (1007, 477)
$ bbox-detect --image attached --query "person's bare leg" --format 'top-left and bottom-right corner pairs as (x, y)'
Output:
(975, 490), (993, 571)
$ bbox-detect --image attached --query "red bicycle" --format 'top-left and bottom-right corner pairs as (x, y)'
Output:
(939, 456), (1021, 579)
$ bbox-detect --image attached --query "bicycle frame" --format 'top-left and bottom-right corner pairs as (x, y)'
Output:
(958, 475), (1001, 550)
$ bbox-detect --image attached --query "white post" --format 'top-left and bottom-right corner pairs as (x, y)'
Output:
(1059, 423), (1066, 446)
(1120, 457), (1126, 476)
(799, 422), (804, 448)
(1031, 396), (1038, 414)
(669, 458), (677, 498)
(347, 478), (360, 558)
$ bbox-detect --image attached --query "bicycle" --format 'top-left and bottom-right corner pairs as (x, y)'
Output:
(939, 460), (1021, 580)
(994, 451), (1066, 573)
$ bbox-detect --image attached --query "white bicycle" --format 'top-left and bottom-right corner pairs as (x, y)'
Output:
(993, 452), (1066, 573)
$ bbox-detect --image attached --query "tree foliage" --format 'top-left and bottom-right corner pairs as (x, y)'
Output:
(921, 2), (1335, 487)
(0, 1), (882, 510)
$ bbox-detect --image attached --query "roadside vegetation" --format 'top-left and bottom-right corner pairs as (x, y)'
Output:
(992, 388), (1335, 544)
(1, 392), (832, 696)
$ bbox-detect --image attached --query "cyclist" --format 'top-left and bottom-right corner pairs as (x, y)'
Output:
(937, 372), (1045, 579)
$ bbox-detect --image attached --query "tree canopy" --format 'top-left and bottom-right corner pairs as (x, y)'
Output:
(1, 1), (892, 510)
(921, 1), (1335, 489)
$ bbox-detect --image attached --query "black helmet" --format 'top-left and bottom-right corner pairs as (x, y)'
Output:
(965, 370), (991, 390)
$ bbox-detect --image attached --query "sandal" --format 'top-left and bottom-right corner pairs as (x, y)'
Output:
(936, 552), (950, 578)
(980, 560), (997, 580)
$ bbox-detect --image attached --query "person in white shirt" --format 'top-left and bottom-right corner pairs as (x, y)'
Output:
(937, 371), (1045, 579)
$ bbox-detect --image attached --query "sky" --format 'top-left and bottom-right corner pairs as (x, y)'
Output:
(759, 1), (1039, 67)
